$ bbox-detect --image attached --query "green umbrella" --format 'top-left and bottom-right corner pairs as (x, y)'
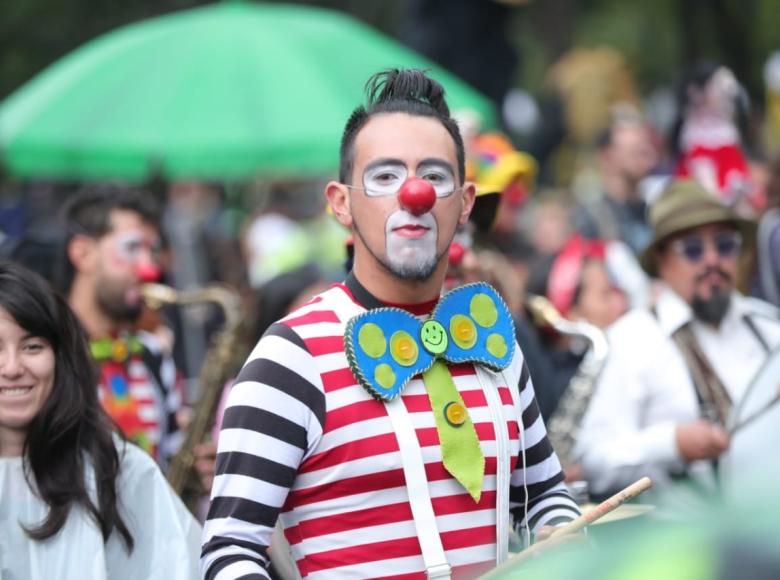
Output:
(0, 1), (496, 182)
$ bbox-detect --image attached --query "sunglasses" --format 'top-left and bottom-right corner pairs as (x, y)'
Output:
(670, 231), (742, 263)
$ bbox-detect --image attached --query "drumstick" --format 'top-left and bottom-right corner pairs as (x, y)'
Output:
(547, 476), (652, 540)
(482, 476), (653, 577)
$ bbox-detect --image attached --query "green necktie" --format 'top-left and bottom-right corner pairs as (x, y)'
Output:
(423, 360), (485, 501)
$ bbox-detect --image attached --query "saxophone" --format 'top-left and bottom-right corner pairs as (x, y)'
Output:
(525, 295), (609, 468)
(142, 282), (245, 512)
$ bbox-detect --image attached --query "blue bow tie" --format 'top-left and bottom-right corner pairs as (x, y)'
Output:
(345, 282), (515, 401)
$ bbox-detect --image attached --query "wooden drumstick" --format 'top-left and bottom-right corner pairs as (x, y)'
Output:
(482, 476), (653, 576)
(547, 476), (652, 540)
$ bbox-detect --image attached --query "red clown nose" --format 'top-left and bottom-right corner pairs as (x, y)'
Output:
(398, 178), (436, 216)
(136, 262), (162, 283)
(448, 242), (465, 266)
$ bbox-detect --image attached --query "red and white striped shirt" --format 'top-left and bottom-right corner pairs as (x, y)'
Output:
(97, 354), (162, 457)
(202, 277), (578, 579)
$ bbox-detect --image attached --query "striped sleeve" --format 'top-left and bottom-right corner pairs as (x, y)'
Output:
(509, 358), (580, 534)
(201, 323), (326, 580)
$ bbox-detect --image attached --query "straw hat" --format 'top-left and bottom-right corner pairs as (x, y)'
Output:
(639, 179), (755, 276)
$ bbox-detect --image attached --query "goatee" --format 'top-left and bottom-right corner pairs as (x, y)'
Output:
(383, 253), (443, 281)
(691, 287), (731, 326)
(353, 215), (444, 282)
(97, 289), (143, 323)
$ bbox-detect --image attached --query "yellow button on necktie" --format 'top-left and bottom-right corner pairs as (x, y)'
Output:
(444, 402), (467, 427)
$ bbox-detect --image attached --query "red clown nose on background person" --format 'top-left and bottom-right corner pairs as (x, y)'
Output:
(136, 261), (161, 283)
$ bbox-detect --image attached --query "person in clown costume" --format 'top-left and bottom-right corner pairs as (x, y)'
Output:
(443, 127), (536, 312)
(57, 186), (186, 468)
(201, 69), (579, 580)
(672, 62), (763, 216)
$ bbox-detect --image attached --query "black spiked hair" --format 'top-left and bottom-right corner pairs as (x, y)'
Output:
(338, 68), (465, 185)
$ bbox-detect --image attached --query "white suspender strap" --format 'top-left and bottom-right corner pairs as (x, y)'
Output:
(476, 366), (512, 566)
(330, 285), (450, 577)
(385, 398), (451, 579)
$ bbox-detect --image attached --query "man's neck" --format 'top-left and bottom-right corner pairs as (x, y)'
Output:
(352, 260), (445, 306)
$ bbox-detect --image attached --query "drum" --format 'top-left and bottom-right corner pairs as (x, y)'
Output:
(719, 346), (780, 499)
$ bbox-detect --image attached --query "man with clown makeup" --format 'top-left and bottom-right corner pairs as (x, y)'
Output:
(57, 186), (186, 467)
(202, 69), (579, 580)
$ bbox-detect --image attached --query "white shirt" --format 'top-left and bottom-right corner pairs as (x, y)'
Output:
(0, 440), (201, 580)
(575, 286), (780, 499)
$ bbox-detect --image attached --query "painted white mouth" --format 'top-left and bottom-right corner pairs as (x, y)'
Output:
(0, 386), (34, 397)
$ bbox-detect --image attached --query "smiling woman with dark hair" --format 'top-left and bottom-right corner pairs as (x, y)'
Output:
(0, 260), (201, 580)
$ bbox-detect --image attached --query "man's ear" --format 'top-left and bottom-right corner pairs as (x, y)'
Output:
(67, 234), (97, 274)
(458, 182), (477, 227)
(326, 181), (353, 228)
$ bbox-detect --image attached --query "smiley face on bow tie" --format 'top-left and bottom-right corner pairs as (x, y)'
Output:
(421, 320), (448, 354)
(345, 283), (515, 401)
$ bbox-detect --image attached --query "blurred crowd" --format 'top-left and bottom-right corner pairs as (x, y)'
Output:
(4, 48), (780, 578)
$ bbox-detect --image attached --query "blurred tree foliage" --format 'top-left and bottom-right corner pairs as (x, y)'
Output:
(1, 0), (777, 105)
(511, 0), (778, 104)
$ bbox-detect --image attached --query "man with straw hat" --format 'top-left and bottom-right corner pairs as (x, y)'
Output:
(574, 179), (780, 503)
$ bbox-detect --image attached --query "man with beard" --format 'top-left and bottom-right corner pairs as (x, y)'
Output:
(576, 179), (780, 504)
(58, 186), (185, 466)
(202, 69), (579, 580)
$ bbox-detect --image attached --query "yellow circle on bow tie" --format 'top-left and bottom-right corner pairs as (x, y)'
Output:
(112, 340), (128, 362)
(444, 402), (467, 427)
(375, 364), (396, 389)
(390, 331), (418, 366)
(358, 322), (386, 359)
(486, 333), (508, 358)
(450, 315), (477, 349)
(420, 320), (448, 355)
(470, 293), (498, 328)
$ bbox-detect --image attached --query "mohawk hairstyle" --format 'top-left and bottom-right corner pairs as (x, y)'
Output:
(364, 69), (451, 116)
(338, 68), (465, 185)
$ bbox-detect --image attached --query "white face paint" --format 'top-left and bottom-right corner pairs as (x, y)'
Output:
(344, 114), (471, 285)
(362, 159), (457, 197)
(383, 209), (439, 280)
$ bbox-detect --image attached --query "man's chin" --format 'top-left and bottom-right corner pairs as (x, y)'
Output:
(111, 305), (144, 323)
(691, 289), (732, 326)
(386, 260), (437, 281)
(383, 250), (443, 281)
(98, 297), (143, 323)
